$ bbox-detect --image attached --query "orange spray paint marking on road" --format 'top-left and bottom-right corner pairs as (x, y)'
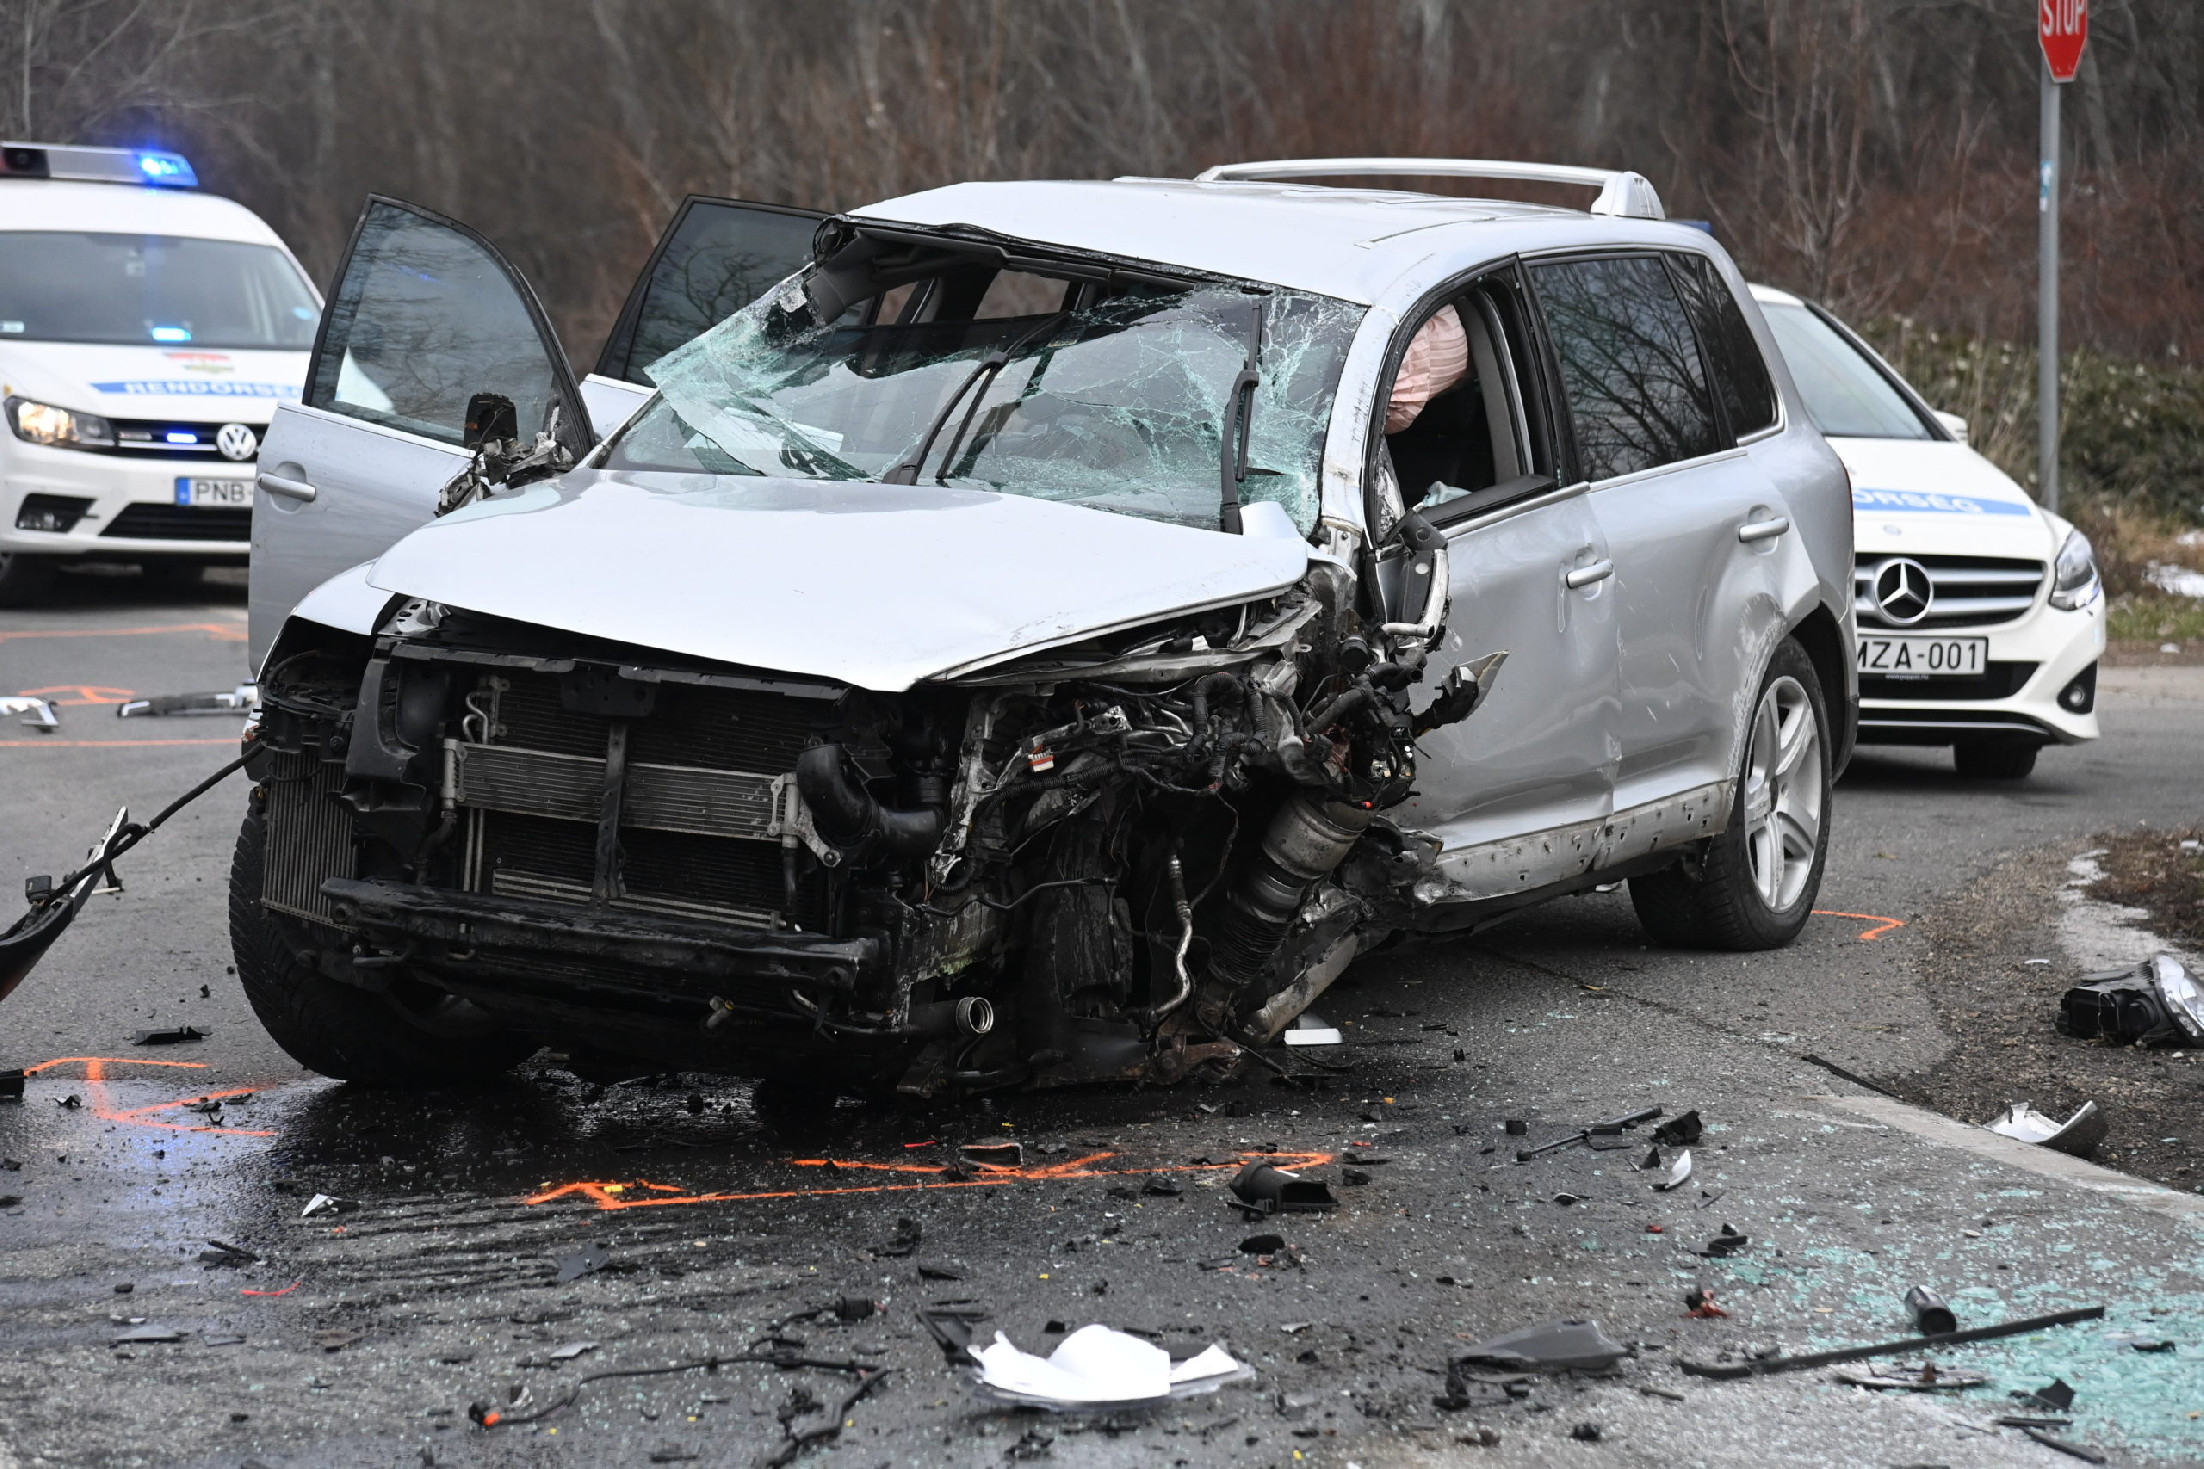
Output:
(242, 1280), (302, 1297)
(21, 1057), (276, 1137)
(525, 1150), (1337, 1213)
(15, 685), (137, 706)
(0, 621), (246, 644)
(1811, 910), (1907, 941)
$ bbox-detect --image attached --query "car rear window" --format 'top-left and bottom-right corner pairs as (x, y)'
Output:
(0, 231), (317, 349)
(1760, 302), (1932, 440)
(1670, 255), (1779, 438)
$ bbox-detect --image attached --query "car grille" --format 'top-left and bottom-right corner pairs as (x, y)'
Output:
(102, 503), (251, 542)
(1854, 554), (2045, 629)
(457, 671), (832, 930)
(1860, 661), (2039, 701)
(107, 417), (257, 461)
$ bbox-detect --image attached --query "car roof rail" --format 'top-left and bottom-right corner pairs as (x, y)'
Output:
(0, 141), (198, 188)
(1190, 158), (1664, 220)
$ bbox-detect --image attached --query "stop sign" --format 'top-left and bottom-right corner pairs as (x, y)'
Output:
(2040, 0), (2088, 82)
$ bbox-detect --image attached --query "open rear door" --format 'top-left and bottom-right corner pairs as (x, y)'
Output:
(579, 197), (824, 433)
(248, 196), (593, 668)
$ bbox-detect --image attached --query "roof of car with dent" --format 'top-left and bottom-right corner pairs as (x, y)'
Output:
(851, 178), (1718, 306)
(0, 179), (291, 247)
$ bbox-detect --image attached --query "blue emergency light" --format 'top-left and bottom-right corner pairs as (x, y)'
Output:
(0, 142), (198, 188)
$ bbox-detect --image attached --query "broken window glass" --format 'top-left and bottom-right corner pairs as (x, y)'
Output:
(615, 266), (1361, 535)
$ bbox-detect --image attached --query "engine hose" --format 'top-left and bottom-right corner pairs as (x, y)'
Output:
(794, 744), (945, 857)
(1143, 853), (1195, 1022)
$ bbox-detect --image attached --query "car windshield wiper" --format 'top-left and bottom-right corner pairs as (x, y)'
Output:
(881, 313), (1068, 486)
(1217, 298), (1266, 533)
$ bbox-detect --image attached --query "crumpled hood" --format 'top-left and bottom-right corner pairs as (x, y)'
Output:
(0, 342), (304, 421)
(1835, 437), (2056, 560)
(364, 470), (1310, 691)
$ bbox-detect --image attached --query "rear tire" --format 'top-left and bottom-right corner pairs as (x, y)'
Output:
(1953, 740), (2038, 780)
(229, 790), (535, 1086)
(0, 552), (58, 608)
(1630, 639), (1832, 951)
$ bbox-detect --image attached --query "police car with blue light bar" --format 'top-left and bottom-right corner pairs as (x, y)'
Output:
(0, 142), (320, 604)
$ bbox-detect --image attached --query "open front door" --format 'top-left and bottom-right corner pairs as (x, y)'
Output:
(579, 197), (825, 433)
(248, 196), (592, 668)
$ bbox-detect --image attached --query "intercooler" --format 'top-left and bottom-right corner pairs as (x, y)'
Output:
(262, 750), (355, 924)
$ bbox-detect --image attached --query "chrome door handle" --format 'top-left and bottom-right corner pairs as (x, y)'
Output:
(1563, 558), (1615, 589)
(256, 472), (317, 503)
(1737, 515), (1790, 543)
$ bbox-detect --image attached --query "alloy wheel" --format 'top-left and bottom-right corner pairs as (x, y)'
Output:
(1740, 674), (1822, 911)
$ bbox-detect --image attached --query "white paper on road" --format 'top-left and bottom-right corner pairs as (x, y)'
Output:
(970, 1324), (1248, 1408)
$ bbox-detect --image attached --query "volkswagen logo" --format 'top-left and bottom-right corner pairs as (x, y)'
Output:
(1872, 557), (1934, 626)
(215, 423), (259, 462)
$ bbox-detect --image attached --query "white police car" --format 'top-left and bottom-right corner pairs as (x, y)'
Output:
(0, 143), (319, 605)
(1752, 285), (2103, 779)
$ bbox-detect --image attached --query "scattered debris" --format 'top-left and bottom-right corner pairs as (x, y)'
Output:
(1651, 1150), (1694, 1192)
(1683, 1288), (1728, 1319)
(313, 1329), (366, 1352)
(2011, 1378), (2078, 1413)
(1651, 1110), (1703, 1146)
(1701, 1225), (1750, 1258)
(548, 1341), (599, 1362)
(918, 1304), (991, 1360)
(1514, 1105), (1662, 1162)
(960, 1142), (1024, 1168)
(299, 1193), (358, 1219)
(969, 1325), (1249, 1409)
(1455, 1319), (1627, 1374)
(201, 1332), (246, 1347)
(111, 1325), (183, 1345)
(1503, 1119), (1528, 1136)
(1228, 1161), (1337, 1216)
(1551, 1192), (1582, 1206)
(875, 1217), (924, 1257)
(1638, 1385), (1687, 1403)
(1833, 1362), (1986, 1391)
(196, 1239), (258, 1268)
(1682, 1306), (2104, 1380)
(1141, 1175), (1183, 1198)
(2121, 1337), (2177, 1353)
(917, 1263), (964, 1282)
(552, 1242), (610, 1284)
(1983, 1101), (2107, 1158)
(0, 1069), (22, 1100)
(130, 1025), (208, 1046)
(1238, 1233), (1285, 1255)
(1569, 1423), (1604, 1442)
(1282, 1013), (1342, 1047)
(2058, 954), (2204, 1046)
(1, 695), (59, 731)
(2017, 1427), (2109, 1464)
(1903, 1286), (1957, 1336)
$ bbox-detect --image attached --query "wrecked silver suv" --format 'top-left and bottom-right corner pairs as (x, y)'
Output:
(237, 160), (1856, 1094)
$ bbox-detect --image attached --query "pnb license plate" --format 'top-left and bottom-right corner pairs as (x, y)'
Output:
(1857, 634), (1988, 676)
(174, 478), (251, 507)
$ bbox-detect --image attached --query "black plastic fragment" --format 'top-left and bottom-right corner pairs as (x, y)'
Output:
(1651, 1110), (1703, 1146)
(132, 1025), (209, 1046)
(0, 1070), (21, 1100)
(1503, 1119), (1528, 1136)
(552, 1242), (609, 1284)
(1903, 1285), (1957, 1336)
(875, 1217), (923, 1257)
(2013, 1378), (2078, 1412)
(1702, 1225), (1749, 1258)
(1230, 1161), (1337, 1215)
(1456, 1318), (1627, 1373)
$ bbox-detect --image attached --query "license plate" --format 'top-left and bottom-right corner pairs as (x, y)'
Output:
(1856, 634), (1988, 676)
(174, 478), (251, 507)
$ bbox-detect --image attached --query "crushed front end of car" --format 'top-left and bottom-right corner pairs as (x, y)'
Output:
(246, 554), (1491, 1096)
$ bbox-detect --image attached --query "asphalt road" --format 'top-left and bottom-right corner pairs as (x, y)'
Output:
(4, 567), (2204, 1469)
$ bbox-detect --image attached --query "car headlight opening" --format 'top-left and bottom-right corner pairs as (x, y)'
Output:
(4, 395), (115, 451)
(2049, 528), (2100, 611)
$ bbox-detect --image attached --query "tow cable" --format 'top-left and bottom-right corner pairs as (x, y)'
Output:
(0, 753), (250, 1006)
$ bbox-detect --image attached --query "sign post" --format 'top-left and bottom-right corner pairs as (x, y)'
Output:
(2038, 0), (2088, 513)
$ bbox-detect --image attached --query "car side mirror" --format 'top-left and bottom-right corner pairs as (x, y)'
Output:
(1933, 410), (1969, 445)
(463, 392), (518, 450)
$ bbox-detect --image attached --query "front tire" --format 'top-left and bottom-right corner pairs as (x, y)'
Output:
(229, 790), (535, 1086)
(0, 552), (58, 608)
(1630, 639), (1832, 951)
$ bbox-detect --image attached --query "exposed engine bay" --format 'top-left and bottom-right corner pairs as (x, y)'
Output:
(244, 538), (1499, 1096)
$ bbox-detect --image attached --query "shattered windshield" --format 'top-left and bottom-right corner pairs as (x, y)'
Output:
(608, 262), (1360, 534)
